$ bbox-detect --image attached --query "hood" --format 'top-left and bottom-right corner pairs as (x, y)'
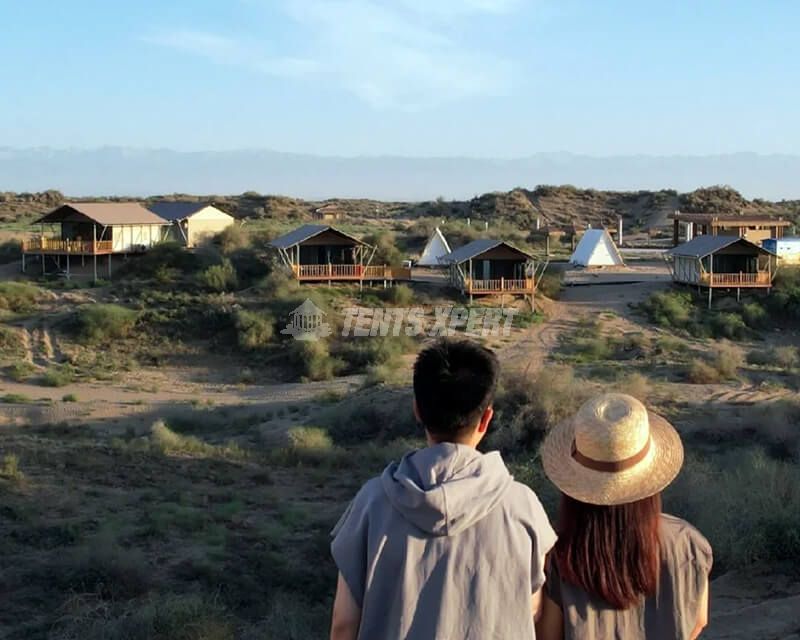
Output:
(381, 443), (513, 536)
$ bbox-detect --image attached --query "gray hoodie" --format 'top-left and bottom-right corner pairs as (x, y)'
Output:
(331, 443), (557, 640)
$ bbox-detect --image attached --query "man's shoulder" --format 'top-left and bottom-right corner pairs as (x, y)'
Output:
(501, 481), (551, 523)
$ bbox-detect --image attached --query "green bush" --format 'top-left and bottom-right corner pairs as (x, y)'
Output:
(197, 258), (238, 292)
(335, 334), (414, 373)
(1, 393), (32, 404)
(73, 303), (138, 343)
(272, 426), (347, 467)
(0, 325), (23, 358)
(537, 272), (562, 299)
(234, 309), (274, 351)
(6, 361), (35, 382)
(491, 365), (590, 451)
(379, 283), (415, 305)
(639, 291), (694, 329)
(741, 302), (767, 328)
(62, 393), (78, 402)
(0, 240), (21, 265)
(686, 343), (742, 383)
(666, 448), (800, 571)
(710, 312), (748, 339)
(0, 281), (43, 314)
(286, 340), (342, 381)
(119, 242), (203, 281)
(41, 364), (76, 387)
(748, 345), (799, 370)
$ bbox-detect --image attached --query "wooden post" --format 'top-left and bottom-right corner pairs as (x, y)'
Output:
(66, 253), (70, 279)
(546, 234), (550, 257)
(468, 259), (473, 304)
(92, 224), (98, 284)
(108, 254), (112, 278)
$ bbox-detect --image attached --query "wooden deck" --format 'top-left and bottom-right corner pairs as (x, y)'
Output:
(22, 238), (114, 255)
(699, 272), (772, 288)
(466, 278), (534, 295)
(291, 264), (411, 281)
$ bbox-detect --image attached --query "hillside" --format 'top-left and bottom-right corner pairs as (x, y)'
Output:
(2, 185), (799, 233)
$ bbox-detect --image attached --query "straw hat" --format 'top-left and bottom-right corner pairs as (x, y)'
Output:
(541, 393), (683, 506)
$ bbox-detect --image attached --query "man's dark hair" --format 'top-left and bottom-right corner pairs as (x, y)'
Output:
(413, 338), (500, 440)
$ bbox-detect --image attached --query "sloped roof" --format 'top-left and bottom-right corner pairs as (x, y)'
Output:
(148, 201), (223, 221)
(441, 239), (533, 264)
(36, 202), (169, 226)
(269, 224), (367, 249)
(668, 235), (775, 258)
(569, 229), (625, 267)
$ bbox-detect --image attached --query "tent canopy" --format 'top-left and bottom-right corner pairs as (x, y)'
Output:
(417, 227), (451, 266)
(569, 229), (625, 267)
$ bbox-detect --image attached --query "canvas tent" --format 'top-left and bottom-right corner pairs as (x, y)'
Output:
(569, 229), (624, 267)
(148, 202), (235, 247)
(417, 227), (451, 266)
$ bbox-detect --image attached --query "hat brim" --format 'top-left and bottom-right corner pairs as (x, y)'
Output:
(541, 411), (684, 506)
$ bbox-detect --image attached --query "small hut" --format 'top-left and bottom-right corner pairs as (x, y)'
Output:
(440, 239), (536, 303)
(666, 236), (776, 307)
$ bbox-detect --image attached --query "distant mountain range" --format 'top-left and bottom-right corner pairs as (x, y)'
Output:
(1, 147), (799, 201)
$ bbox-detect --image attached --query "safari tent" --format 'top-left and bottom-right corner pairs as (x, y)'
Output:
(569, 229), (624, 267)
(269, 224), (410, 284)
(667, 235), (776, 307)
(22, 202), (170, 281)
(148, 202), (235, 248)
(440, 239), (537, 303)
(416, 227), (451, 267)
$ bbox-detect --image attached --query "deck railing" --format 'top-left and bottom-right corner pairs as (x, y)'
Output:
(22, 237), (114, 254)
(291, 264), (411, 281)
(700, 272), (772, 286)
(466, 277), (534, 293)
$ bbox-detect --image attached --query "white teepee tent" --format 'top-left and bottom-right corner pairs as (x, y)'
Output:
(417, 227), (452, 266)
(569, 229), (625, 267)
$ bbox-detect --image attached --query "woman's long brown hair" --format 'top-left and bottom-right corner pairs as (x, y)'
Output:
(554, 493), (662, 609)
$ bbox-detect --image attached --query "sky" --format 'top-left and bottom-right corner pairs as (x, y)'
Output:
(2, 0), (799, 158)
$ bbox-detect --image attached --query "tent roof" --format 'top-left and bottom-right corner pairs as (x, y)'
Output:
(417, 227), (451, 266)
(668, 235), (775, 258)
(147, 201), (226, 221)
(36, 202), (169, 226)
(441, 239), (533, 264)
(269, 224), (367, 249)
(569, 229), (625, 266)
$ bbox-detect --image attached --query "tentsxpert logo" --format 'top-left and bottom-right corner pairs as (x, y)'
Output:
(282, 299), (519, 341)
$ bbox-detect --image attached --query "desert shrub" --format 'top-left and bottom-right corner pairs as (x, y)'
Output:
(118, 242), (203, 282)
(227, 248), (271, 285)
(241, 592), (329, 640)
(0, 453), (24, 481)
(255, 270), (301, 299)
(491, 365), (590, 451)
(272, 426), (346, 467)
(653, 336), (689, 358)
(537, 272), (562, 299)
(741, 302), (767, 328)
(1, 393), (32, 404)
(748, 345), (799, 370)
(616, 372), (650, 401)
(73, 304), (138, 343)
(666, 448), (800, 572)
(335, 334), (414, 373)
(710, 312), (747, 340)
(320, 388), (417, 444)
(149, 420), (244, 459)
(216, 224), (249, 253)
(378, 283), (414, 305)
(686, 343), (742, 383)
(234, 309), (274, 351)
(41, 364), (76, 387)
(197, 258), (238, 292)
(54, 594), (233, 640)
(6, 360), (36, 381)
(0, 281), (43, 313)
(362, 231), (405, 266)
(0, 239), (21, 264)
(62, 393), (78, 402)
(56, 537), (152, 601)
(0, 325), (23, 358)
(639, 291), (694, 330)
(774, 345), (800, 369)
(286, 340), (342, 381)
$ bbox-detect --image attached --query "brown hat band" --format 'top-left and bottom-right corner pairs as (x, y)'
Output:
(571, 437), (652, 472)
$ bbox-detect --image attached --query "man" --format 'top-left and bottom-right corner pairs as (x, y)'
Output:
(330, 338), (557, 640)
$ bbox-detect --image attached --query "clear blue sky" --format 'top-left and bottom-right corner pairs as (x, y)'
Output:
(3, 0), (799, 157)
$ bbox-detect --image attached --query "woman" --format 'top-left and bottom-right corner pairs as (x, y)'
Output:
(536, 393), (712, 640)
